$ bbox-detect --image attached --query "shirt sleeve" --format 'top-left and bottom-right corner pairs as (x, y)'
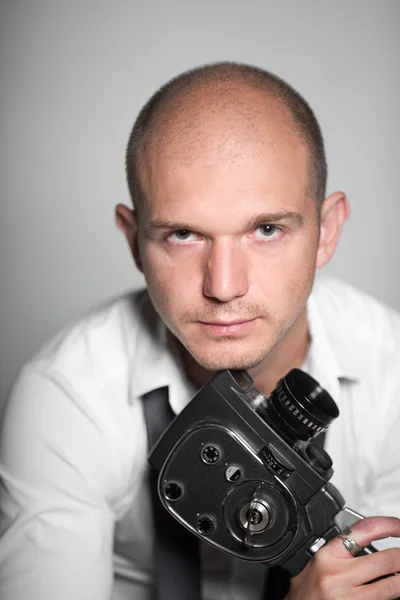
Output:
(0, 365), (118, 600)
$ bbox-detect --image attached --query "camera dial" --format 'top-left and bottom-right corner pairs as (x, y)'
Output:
(239, 499), (271, 534)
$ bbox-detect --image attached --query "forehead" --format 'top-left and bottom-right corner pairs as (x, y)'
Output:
(138, 103), (310, 223)
(138, 161), (311, 240)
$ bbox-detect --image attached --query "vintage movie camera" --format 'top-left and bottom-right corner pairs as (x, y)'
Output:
(149, 369), (364, 576)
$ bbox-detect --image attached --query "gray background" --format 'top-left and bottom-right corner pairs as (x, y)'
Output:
(0, 0), (399, 407)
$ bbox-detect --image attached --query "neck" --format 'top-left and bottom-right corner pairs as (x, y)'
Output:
(175, 307), (310, 398)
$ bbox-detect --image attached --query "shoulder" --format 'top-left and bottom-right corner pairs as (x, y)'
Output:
(312, 276), (400, 355)
(2, 289), (155, 504)
(27, 288), (152, 389)
(311, 277), (400, 407)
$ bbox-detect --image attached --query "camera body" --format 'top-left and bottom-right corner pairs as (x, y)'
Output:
(149, 369), (346, 576)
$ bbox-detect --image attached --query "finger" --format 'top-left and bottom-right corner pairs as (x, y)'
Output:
(346, 548), (400, 588)
(327, 516), (400, 560)
(357, 570), (400, 600)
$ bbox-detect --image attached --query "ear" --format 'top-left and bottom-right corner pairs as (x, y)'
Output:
(316, 191), (350, 268)
(115, 203), (143, 272)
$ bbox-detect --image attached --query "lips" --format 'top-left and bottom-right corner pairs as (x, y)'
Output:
(198, 318), (257, 336)
(201, 319), (252, 326)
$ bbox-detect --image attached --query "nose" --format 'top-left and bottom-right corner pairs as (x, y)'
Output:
(203, 240), (249, 302)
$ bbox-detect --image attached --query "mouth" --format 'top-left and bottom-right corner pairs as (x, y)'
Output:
(198, 318), (258, 336)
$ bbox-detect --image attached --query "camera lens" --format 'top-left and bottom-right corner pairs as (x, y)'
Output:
(257, 369), (339, 444)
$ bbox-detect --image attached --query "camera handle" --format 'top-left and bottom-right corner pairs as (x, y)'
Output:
(307, 506), (378, 556)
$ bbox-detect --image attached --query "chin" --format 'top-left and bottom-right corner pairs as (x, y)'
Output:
(189, 344), (270, 372)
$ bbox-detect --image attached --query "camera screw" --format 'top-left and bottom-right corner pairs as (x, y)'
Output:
(196, 514), (217, 535)
(164, 481), (183, 502)
(225, 465), (243, 483)
(201, 444), (221, 464)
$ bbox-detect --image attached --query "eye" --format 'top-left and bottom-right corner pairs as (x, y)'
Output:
(254, 224), (280, 239)
(168, 229), (197, 243)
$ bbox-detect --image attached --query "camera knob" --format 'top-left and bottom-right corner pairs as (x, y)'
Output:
(305, 444), (333, 477)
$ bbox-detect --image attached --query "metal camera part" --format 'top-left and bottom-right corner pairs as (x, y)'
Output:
(236, 369), (339, 446)
(149, 369), (346, 576)
(238, 499), (271, 534)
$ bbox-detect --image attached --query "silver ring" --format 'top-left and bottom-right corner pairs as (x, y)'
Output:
(341, 536), (363, 557)
(338, 526), (352, 538)
(338, 527), (363, 557)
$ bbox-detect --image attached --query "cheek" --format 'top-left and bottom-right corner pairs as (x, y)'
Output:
(140, 245), (200, 312)
(283, 229), (319, 274)
(282, 243), (317, 305)
(252, 237), (317, 306)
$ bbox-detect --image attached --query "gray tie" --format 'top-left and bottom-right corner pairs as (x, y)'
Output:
(143, 386), (202, 600)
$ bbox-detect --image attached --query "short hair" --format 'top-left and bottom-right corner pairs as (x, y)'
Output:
(126, 62), (327, 211)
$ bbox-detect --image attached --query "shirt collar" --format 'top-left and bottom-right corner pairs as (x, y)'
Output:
(129, 293), (196, 414)
(305, 290), (360, 403)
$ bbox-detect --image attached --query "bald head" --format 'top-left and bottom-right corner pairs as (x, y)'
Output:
(126, 62), (327, 212)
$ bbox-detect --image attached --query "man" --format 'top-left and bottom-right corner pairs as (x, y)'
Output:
(0, 62), (399, 600)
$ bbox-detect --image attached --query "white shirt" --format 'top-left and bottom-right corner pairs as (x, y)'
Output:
(0, 276), (399, 600)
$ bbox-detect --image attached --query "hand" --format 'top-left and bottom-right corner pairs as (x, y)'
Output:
(286, 516), (400, 600)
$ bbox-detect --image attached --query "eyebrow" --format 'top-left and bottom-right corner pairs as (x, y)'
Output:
(146, 211), (304, 235)
(246, 211), (304, 229)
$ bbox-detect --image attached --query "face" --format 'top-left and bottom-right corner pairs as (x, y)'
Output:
(131, 111), (322, 374)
